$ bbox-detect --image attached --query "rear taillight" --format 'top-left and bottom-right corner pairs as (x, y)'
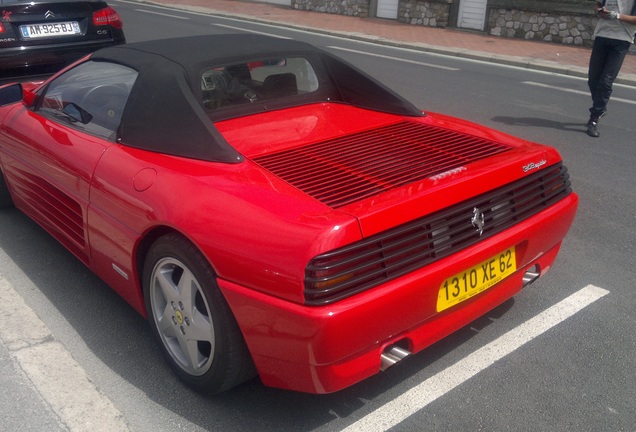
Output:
(0, 22), (5, 33)
(93, 6), (123, 29)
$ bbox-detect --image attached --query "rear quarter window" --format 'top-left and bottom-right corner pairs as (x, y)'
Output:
(201, 56), (319, 110)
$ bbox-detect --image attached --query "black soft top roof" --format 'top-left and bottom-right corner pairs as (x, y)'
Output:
(90, 34), (422, 163)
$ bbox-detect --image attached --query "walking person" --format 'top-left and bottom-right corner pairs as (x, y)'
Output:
(587, 0), (636, 137)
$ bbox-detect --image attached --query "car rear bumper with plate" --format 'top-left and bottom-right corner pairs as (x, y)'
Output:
(0, 39), (124, 72)
(219, 192), (578, 393)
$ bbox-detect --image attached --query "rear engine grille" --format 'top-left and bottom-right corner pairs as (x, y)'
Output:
(253, 121), (512, 208)
(304, 163), (572, 305)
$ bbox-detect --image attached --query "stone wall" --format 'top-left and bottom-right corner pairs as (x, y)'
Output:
(488, 9), (597, 46)
(487, 1), (598, 47)
(292, 0), (369, 16)
(291, 0), (451, 24)
(398, 0), (451, 27)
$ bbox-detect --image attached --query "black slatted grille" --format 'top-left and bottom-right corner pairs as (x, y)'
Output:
(253, 121), (512, 208)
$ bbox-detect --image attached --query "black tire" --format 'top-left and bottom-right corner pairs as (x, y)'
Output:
(143, 233), (256, 393)
(0, 170), (14, 208)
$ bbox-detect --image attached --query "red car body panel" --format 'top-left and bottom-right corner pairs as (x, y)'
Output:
(0, 38), (578, 394)
(86, 142), (363, 310)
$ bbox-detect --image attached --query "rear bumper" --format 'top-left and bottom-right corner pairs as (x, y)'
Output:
(219, 192), (578, 393)
(0, 38), (125, 72)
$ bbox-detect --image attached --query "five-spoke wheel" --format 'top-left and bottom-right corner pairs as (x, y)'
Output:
(143, 233), (256, 393)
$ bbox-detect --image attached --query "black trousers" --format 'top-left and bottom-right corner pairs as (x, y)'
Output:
(587, 36), (631, 119)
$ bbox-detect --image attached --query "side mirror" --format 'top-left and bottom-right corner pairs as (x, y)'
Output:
(22, 87), (38, 107)
(0, 83), (23, 106)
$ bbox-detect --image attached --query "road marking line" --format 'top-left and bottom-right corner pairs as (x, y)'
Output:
(213, 23), (291, 38)
(134, 9), (190, 19)
(342, 285), (609, 432)
(0, 274), (131, 432)
(523, 81), (636, 104)
(328, 46), (460, 70)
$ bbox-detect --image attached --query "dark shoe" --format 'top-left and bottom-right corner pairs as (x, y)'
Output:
(586, 120), (599, 138)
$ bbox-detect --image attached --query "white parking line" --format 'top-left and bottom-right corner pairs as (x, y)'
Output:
(343, 285), (609, 432)
(0, 274), (131, 432)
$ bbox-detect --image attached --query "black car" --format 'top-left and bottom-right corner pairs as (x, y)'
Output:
(0, 0), (125, 80)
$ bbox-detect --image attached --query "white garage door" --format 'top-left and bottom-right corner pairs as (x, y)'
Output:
(458, 0), (487, 30)
(377, 0), (398, 19)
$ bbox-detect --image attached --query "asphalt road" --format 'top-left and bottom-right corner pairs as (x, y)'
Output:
(1, 1), (635, 431)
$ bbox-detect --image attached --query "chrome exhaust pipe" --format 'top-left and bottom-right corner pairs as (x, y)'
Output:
(522, 265), (540, 287)
(380, 345), (411, 371)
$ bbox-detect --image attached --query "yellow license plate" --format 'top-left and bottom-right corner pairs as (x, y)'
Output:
(437, 247), (516, 312)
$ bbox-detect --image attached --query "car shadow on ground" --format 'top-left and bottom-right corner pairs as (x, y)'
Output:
(491, 116), (587, 134)
(0, 207), (517, 432)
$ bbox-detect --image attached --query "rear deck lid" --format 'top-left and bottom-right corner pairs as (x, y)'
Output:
(219, 103), (568, 237)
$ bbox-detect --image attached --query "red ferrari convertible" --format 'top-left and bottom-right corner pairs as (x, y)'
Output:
(0, 34), (578, 394)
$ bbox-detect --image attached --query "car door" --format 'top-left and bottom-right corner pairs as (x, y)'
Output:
(0, 60), (137, 264)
